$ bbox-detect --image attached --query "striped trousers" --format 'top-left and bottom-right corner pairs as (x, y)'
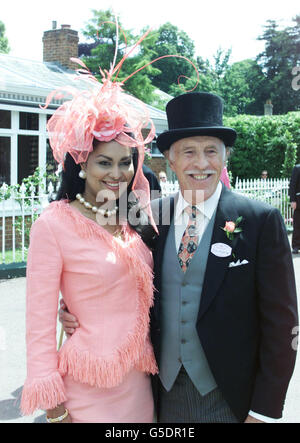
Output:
(157, 367), (239, 423)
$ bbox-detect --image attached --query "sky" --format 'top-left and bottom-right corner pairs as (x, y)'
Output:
(1, 0), (300, 64)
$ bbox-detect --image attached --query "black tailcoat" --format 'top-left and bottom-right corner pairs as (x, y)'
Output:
(150, 186), (298, 422)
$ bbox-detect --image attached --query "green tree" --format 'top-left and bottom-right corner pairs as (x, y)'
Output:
(195, 48), (232, 96)
(219, 59), (268, 116)
(213, 47), (232, 79)
(0, 21), (10, 54)
(224, 112), (300, 180)
(81, 9), (127, 76)
(80, 9), (160, 104)
(281, 131), (297, 178)
(149, 22), (196, 96)
(192, 49), (269, 116)
(256, 17), (300, 114)
(176, 55), (218, 97)
(181, 49), (232, 105)
(194, 56), (217, 92)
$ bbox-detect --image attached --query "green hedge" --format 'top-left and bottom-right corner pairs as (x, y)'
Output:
(224, 112), (300, 180)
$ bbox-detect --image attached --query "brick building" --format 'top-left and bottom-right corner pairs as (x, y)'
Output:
(43, 22), (79, 70)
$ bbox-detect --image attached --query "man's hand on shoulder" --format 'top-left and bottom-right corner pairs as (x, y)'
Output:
(291, 202), (297, 210)
(59, 299), (79, 336)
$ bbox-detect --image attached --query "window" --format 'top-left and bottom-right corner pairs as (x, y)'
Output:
(151, 138), (163, 157)
(18, 136), (39, 183)
(19, 112), (39, 130)
(0, 137), (11, 185)
(0, 110), (11, 129)
(46, 139), (57, 172)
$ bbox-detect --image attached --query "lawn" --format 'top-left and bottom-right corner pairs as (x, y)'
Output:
(1, 249), (27, 264)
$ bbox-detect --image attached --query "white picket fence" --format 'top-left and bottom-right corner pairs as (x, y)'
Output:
(234, 177), (293, 228)
(160, 181), (180, 197)
(0, 178), (293, 265)
(161, 177), (293, 228)
(0, 182), (58, 265)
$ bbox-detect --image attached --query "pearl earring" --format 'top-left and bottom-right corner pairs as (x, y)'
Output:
(79, 170), (87, 179)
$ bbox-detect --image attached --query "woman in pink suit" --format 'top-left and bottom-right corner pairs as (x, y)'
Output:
(20, 59), (159, 423)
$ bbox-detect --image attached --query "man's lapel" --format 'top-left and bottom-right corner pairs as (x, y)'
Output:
(197, 186), (240, 321)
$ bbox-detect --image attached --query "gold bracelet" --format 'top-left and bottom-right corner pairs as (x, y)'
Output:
(46, 408), (69, 423)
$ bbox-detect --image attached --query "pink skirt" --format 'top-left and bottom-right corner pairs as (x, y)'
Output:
(63, 369), (154, 423)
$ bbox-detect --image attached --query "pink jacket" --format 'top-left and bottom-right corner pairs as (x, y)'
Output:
(21, 201), (158, 415)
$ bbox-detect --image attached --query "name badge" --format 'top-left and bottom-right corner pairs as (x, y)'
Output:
(211, 242), (232, 258)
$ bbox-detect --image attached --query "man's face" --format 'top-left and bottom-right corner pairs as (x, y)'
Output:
(159, 172), (167, 182)
(166, 136), (227, 204)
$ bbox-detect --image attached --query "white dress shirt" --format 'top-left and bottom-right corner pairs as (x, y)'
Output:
(174, 182), (222, 252)
(173, 182), (277, 423)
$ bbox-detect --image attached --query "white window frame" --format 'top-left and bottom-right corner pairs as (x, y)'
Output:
(0, 104), (55, 186)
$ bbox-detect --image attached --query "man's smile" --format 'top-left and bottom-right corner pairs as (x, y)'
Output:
(186, 171), (217, 182)
(190, 174), (210, 181)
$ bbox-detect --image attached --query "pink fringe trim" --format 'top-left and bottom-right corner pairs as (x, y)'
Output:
(58, 342), (158, 389)
(21, 371), (67, 415)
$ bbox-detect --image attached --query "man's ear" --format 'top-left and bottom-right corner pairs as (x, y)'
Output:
(164, 150), (175, 172)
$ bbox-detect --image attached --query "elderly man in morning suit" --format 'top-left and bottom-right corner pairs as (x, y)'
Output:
(61, 92), (298, 423)
(150, 92), (298, 423)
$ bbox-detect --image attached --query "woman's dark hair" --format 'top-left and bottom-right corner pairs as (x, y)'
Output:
(54, 141), (158, 249)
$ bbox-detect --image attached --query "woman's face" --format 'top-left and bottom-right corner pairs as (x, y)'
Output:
(81, 140), (135, 204)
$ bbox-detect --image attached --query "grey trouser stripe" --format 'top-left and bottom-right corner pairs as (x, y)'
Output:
(158, 367), (239, 423)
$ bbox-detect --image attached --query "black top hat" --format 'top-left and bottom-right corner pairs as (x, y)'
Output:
(156, 92), (237, 153)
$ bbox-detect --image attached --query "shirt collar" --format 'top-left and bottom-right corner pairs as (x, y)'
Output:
(175, 182), (222, 222)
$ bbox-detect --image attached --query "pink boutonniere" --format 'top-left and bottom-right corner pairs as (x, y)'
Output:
(222, 216), (243, 241)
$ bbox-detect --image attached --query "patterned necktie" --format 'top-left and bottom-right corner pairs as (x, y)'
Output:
(178, 205), (200, 272)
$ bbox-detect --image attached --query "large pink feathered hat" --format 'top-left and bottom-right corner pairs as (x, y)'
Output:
(43, 58), (156, 167)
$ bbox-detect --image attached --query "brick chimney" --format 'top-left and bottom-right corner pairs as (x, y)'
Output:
(43, 23), (79, 70)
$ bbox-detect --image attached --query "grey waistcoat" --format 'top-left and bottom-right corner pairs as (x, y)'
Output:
(159, 212), (217, 395)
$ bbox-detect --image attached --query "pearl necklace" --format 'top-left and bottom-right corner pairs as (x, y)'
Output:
(76, 194), (118, 218)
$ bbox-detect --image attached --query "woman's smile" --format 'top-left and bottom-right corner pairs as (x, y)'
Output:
(102, 181), (121, 190)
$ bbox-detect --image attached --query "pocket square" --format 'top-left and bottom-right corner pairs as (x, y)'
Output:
(229, 259), (249, 268)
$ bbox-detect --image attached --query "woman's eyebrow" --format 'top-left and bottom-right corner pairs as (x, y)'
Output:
(96, 154), (132, 160)
(96, 154), (112, 160)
